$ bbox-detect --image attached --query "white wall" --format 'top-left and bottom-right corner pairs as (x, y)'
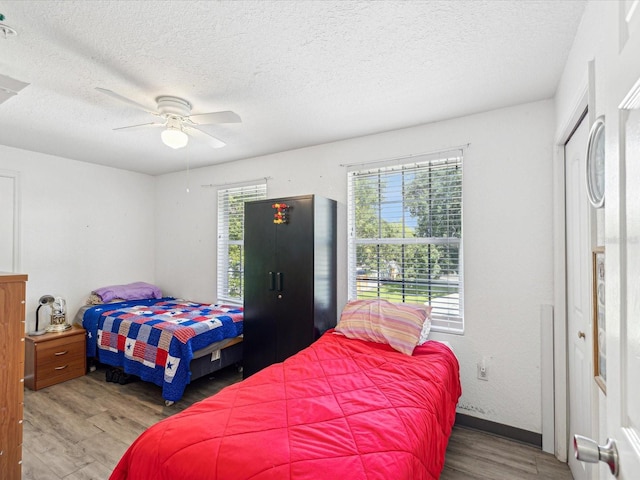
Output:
(156, 99), (556, 433)
(0, 94), (556, 435)
(0, 145), (156, 331)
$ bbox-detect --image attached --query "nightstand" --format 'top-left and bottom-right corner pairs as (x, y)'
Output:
(24, 325), (86, 390)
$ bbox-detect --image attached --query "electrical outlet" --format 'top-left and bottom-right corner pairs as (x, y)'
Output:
(477, 362), (488, 381)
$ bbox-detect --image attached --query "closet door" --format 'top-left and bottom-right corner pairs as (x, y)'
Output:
(243, 200), (278, 378)
(273, 196), (314, 362)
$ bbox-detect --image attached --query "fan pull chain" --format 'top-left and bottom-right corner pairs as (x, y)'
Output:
(185, 156), (191, 193)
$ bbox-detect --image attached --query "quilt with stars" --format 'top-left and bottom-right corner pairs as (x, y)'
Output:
(82, 298), (243, 401)
(111, 331), (461, 480)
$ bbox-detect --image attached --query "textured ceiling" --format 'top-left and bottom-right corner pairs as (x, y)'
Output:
(0, 0), (586, 176)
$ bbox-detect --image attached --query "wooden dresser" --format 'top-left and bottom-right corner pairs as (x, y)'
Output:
(25, 325), (86, 391)
(0, 272), (27, 480)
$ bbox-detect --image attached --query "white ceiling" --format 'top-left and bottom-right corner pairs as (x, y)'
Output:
(0, 0), (586, 176)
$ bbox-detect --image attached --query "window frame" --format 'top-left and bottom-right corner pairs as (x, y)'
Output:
(347, 149), (464, 333)
(216, 182), (267, 304)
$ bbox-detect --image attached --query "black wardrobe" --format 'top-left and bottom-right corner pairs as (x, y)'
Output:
(243, 195), (337, 378)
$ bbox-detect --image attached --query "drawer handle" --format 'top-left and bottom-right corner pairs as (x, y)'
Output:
(54, 351), (68, 356)
(54, 365), (68, 370)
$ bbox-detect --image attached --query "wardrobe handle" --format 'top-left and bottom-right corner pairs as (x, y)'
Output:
(276, 272), (283, 292)
(268, 272), (275, 291)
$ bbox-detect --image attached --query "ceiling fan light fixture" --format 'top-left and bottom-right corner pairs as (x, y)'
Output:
(96, 88), (239, 150)
(0, 14), (18, 39)
(161, 127), (188, 149)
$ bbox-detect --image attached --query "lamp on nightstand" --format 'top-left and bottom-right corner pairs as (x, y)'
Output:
(29, 294), (54, 336)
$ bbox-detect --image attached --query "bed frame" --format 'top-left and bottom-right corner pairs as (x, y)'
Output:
(189, 336), (243, 380)
(160, 335), (243, 405)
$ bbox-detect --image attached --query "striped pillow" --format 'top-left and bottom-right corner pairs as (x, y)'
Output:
(335, 299), (429, 355)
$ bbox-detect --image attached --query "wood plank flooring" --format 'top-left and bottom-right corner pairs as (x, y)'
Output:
(22, 365), (573, 479)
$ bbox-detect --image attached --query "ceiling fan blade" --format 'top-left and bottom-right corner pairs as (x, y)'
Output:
(188, 110), (241, 125)
(0, 73), (30, 106)
(184, 125), (226, 148)
(113, 122), (164, 131)
(96, 87), (158, 115)
(0, 73), (29, 94)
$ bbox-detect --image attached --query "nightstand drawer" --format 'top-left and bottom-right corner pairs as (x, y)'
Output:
(34, 356), (86, 390)
(36, 334), (84, 366)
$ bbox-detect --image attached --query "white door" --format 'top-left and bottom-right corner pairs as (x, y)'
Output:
(608, 75), (640, 479)
(569, 4), (640, 478)
(565, 114), (594, 480)
(601, 6), (640, 477)
(574, 22), (640, 478)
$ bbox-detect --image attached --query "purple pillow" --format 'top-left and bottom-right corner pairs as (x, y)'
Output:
(93, 282), (162, 303)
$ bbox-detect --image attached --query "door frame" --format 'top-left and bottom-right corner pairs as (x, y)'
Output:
(0, 169), (21, 273)
(552, 82), (590, 461)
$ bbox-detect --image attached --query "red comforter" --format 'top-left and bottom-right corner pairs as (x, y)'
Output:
(111, 331), (461, 480)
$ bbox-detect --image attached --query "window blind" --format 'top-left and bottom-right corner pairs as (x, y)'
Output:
(217, 183), (267, 303)
(347, 150), (464, 333)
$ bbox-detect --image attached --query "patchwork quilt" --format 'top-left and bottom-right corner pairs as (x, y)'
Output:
(82, 298), (243, 401)
(111, 331), (461, 480)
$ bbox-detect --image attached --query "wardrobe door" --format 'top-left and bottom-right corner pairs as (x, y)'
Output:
(273, 196), (315, 362)
(243, 200), (277, 378)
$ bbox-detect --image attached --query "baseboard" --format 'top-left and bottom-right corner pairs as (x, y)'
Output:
(455, 413), (542, 448)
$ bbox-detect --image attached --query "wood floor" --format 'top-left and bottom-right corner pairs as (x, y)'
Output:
(22, 365), (573, 479)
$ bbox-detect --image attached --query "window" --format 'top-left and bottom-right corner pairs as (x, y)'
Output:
(347, 150), (464, 333)
(217, 183), (267, 303)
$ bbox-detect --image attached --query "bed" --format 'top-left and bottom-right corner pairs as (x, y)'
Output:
(77, 294), (244, 404)
(110, 299), (461, 480)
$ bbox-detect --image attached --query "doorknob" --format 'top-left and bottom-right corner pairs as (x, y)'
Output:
(578, 331), (586, 340)
(573, 434), (619, 477)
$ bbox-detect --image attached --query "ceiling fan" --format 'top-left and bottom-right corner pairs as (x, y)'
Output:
(0, 73), (29, 106)
(96, 87), (241, 149)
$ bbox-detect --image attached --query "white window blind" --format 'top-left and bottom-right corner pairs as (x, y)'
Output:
(217, 183), (267, 303)
(347, 150), (464, 333)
